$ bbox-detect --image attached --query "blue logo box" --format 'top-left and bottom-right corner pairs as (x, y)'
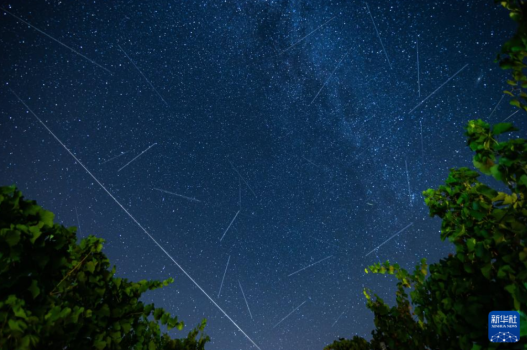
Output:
(488, 311), (520, 343)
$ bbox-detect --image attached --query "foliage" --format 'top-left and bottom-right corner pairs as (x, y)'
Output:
(417, 120), (526, 349)
(325, 2), (527, 347)
(498, 0), (527, 112)
(0, 185), (209, 350)
(326, 110), (527, 348)
(326, 123), (527, 350)
(324, 336), (370, 350)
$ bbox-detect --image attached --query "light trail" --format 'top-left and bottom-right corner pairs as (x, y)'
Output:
(238, 280), (254, 320)
(117, 143), (157, 172)
(117, 43), (169, 107)
(218, 255), (230, 298)
(220, 210), (240, 242)
(288, 255), (333, 277)
(405, 160), (411, 205)
(409, 64), (469, 114)
(309, 47), (352, 105)
(229, 161), (257, 198)
(100, 151), (128, 165)
(503, 110), (519, 122)
(365, 222), (414, 257)
(273, 299), (308, 329)
(153, 188), (201, 203)
(278, 16), (336, 55)
(1, 8), (111, 74)
(365, 3), (392, 69)
(332, 311), (345, 327)
(417, 39), (420, 97)
(10, 90), (262, 350)
(489, 94), (505, 118)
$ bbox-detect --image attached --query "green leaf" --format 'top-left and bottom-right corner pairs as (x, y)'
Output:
(466, 238), (476, 252)
(28, 226), (42, 244)
(481, 264), (492, 279)
(505, 284), (516, 296)
(473, 158), (493, 174)
(93, 340), (107, 350)
(510, 11), (522, 21)
(5, 230), (21, 247)
(71, 307), (84, 323)
(478, 186), (497, 199)
(40, 210), (54, 227)
(110, 331), (121, 341)
(59, 307), (72, 319)
(8, 319), (26, 332)
(13, 305), (28, 319)
(122, 321), (132, 333)
(21, 334), (39, 348)
(86, 261), (96, 274)
(154, 308), (163, 321)
(28, 280), (40, 299)
(510, 99), (521, 108)
(492, 122), (517, 135)
(498, 265), (515, 279)
(490, 165), (504, 181)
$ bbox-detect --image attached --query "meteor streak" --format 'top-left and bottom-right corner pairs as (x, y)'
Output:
(409, 64), (469, 113)
(488, 94), (505, 118)
(218, 255), (230, 298)
(417, 39), (421, 97)
(302, 156), (320, 168)
(10, 91), (262, 350)
(220, 210), (240, 242)
(273, 299), (308, 329)
(153, 188), (201, 203)
(405, 160), (411, 205)
(503, 110), (519, 122)
(118, 143), (157, 172)
(278, 16), (336, 55)
(117, 43), (169, 107)
(365, 222), (414, 257)
(1, 8), (112, 74)
(100, 151), (128, 165)
(229, 161), (257, 198)
(365, 3), (392, 69)
(309, 48), (352, 105)
(238, 280), (254, 320)
(420, 120), (424, 162)
(332, 311), (345, 327)
(288, 255), (333, 277)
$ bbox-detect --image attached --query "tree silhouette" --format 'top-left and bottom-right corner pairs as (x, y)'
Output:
(326, 1), (527, 349)
(0, 185), (209, 350)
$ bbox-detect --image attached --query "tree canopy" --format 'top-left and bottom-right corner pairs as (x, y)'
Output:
(0, 185), (209, 350)
(326, 1), (527, 349)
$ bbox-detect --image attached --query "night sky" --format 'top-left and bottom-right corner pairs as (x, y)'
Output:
(1, 1), (525, 349)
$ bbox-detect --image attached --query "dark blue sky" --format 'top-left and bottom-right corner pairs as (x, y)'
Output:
(1, 1), (524, 349)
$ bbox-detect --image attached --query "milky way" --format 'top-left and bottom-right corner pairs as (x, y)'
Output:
(1, 1), (524, 349)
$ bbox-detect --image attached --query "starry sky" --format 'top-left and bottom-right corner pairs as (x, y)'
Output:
(1, 1), (525, 349)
